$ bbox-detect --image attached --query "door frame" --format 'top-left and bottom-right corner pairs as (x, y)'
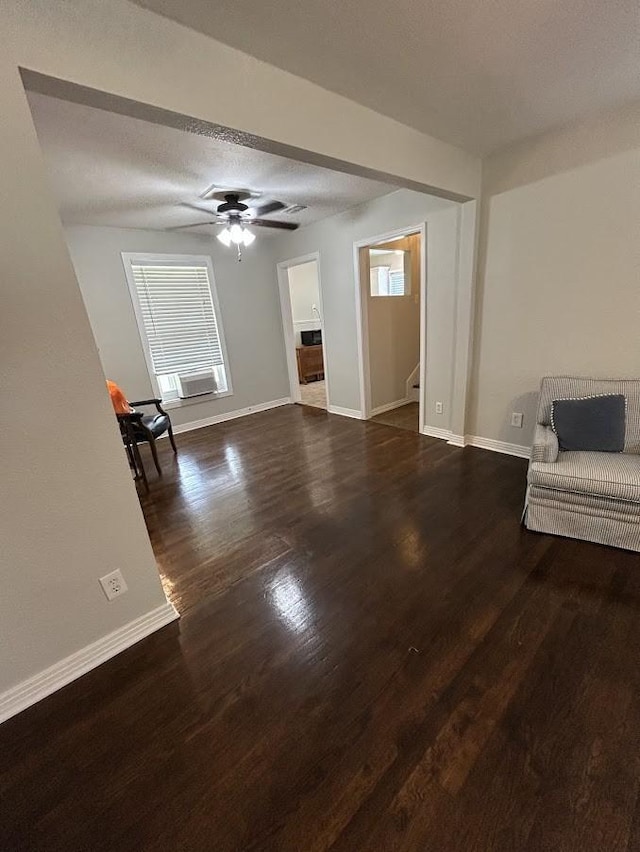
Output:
(353, 223), (427, 427)
(276, 251), (329, 407)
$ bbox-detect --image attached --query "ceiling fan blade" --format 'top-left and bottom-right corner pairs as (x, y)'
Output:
(166, 220), (220, 231)
(179, 201), (220, 215)
(250, 200), (287, 217)
(250, 218), (299, 231)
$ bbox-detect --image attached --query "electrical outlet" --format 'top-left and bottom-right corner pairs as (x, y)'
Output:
(435, 402), (443, 414)
(99, 570), (128, 601)
(511, 412), (524, 428)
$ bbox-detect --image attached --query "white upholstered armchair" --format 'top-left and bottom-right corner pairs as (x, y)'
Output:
(524, 377), (640, 552)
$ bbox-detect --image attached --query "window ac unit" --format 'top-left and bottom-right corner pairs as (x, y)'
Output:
(176, 371), (217, 399)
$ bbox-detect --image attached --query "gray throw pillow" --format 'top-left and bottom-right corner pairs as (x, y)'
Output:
(551, 394), (626, 452)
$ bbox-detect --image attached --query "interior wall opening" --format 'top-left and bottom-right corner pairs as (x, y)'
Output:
(277, 254), (329, 411)
(356, 228), (425, 433)
(287, 259), (326, 410)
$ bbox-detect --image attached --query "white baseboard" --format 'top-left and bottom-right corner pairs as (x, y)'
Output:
(421, 425), (453, 441)
(170, 397), (292, 435)
(328, 405), (363, 420)
(0, 602), (179, 724)
(465, 435), (531, 458)
(370, 397), (412, 417)
(420, 428), (530, 458)
(447, 434), (466, 447)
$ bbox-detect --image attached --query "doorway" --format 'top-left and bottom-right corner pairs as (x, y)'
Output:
(277, 253), (328, 410)
(355, 227), (425, 433)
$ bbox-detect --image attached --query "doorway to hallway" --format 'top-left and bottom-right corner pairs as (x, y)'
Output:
(277, 254), (328, 411)
(355, 228), (425, 433)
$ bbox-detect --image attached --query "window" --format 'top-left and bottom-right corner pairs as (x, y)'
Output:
(388, 269), (406, 295)
(369, 249), (410, 297)
(123, 254), (231, 403)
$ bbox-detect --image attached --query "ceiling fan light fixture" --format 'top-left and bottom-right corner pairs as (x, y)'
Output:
(241, 228), (255, 246)
(229, 223), (245, 244)
(217, 227), (232, 247)
(218, 222), (255, 247)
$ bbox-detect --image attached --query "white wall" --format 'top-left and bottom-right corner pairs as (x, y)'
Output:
(64, 226), (290, 427)
(272, 190), (461, 427)
(469, 102), (640, 446)
(0, 0), (478, 707)
(0, 62), (170, 700)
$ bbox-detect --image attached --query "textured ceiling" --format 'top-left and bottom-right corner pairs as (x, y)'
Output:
(132, 0), (640, 155)
(27, 92), (395, 232)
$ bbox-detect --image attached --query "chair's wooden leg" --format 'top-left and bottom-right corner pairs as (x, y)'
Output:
(131, 439), (149, 492)
(149, 436), (162, 476)
(167, 422), (178, 454)
(125, 441), (135, 469)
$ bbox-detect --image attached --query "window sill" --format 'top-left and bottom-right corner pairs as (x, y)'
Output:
(161, 389), (234, 410)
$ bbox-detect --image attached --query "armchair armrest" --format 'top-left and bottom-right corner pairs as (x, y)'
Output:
(531, 423), (558, 464)
(129, 398), (169, 416)
(129, 398), (162, 407)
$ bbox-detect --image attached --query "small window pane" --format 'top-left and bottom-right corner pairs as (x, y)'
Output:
(369, 248), (410, 297)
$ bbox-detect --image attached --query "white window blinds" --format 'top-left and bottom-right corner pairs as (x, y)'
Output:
(131, 263), (224, 376)
(389, 269), (406, 295)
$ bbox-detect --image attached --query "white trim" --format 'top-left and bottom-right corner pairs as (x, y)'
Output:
(328, 405), (363, 420)
(121, 251), (234, 401)
(417, 224), (427, 433)
(168, 397), (292, 435)
(420, 428), (530, 458)
(465, 436), (531, 458)
(353, 243), (370, 419)
(422, 426), (465, 446)
(353, 224), (427, 421)
(449, 201), (478, 438)
(370, 397), (412, 417)
(0, 603), (178, 724)
(276, 253), (329, 408)
(447, 433), (466, 447)
(421, 425), (454, 441)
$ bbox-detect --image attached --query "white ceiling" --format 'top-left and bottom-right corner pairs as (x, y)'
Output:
(26, 92), (395, 233)
(132, 0), (640, 155)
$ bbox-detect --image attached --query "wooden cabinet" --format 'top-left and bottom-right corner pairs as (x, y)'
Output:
(296, 344), (324, 384)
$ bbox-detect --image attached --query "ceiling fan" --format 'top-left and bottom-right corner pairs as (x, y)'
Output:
(169, 191), (300, 260)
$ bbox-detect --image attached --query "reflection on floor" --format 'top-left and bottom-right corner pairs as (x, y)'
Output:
(371, 401), (419, 432)
(299, 379), (326, 410)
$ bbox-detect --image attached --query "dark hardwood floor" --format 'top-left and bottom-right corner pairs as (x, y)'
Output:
(371, 401), (419, 432)
(2, 404), (640, 851)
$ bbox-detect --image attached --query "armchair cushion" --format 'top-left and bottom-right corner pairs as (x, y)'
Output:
(531, 424), (559, 464)
(529, 451), (640, 503)
(551, 394), (626, 452)
(134, 413), (170, 439)
(536, 377), (640, 454)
